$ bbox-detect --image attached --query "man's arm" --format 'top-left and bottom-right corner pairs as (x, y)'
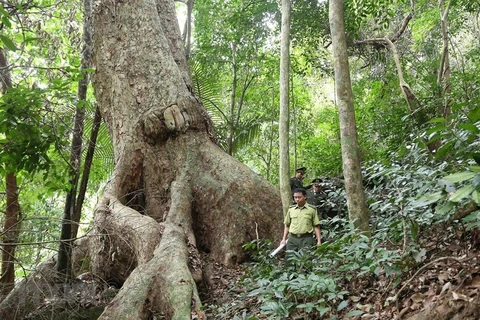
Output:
(314, 225), (321, 245)
(281, 225), (289, 245)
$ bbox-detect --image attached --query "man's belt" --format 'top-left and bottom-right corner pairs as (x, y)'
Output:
(289, 232), (312, 238)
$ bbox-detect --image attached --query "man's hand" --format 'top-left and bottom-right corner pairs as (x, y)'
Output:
(280, 239), (286, 246)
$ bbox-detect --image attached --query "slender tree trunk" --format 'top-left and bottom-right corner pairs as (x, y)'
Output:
(291, 74), (297, 170)
(279, 0), (292, 215)
(72, 106), (102, 238)
(228, 42), (237, 156)
(266, 89), (276, 180)
(71, 0), (95, 239)
(438, 0), (451, 120)
(329, 0), (369, 233)
(0, 173), (20, 299)
(57, 0), (93, 278)
(184, 0), (194, 60)
(0, 49), (21, 299)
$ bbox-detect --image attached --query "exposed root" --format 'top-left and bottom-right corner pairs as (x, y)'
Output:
(0, 257), (57, 319)
(89, 193), (162, 283)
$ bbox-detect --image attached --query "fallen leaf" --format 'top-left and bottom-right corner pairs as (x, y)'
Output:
(451, 291), (468, 301)
(423, 295), (436, 309)
(466, 277), (480, 289)
(440, 282), (451, 295)
(438, 271), (449, 283)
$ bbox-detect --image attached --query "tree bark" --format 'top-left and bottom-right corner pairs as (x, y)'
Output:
(57, 0), (94, 278)
(228, 42), (237, 156)
(0, 173), (20, 299)
(0, 49), (21, 300)
(87, 0), (282, 317)
(437, 0), (451, 120)
(329, 0), (370, 233)
(279, 0), (292, 215)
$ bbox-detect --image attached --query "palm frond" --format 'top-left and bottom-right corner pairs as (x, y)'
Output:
(232, 118), (263, 154)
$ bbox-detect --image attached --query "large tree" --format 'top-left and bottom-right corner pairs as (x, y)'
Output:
(279, 0), (292, 214)
(329, 0), (369, 232)
(79, 0), (282, 318)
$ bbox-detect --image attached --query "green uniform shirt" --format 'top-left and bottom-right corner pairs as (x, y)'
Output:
(284, 204), (320, 234)
(290, 177), (303, 193)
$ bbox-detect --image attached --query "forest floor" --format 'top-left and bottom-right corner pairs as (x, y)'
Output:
(199, 224), (480, 319)
(20, 224), (480, 320)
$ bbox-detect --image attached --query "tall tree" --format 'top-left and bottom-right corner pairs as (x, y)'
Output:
(72, 0), (281, 317)
(0, 49), (21, 298)
(57, 0), (94, 279)
(279, 0), (292, 214)
(329, 0), (369, 232)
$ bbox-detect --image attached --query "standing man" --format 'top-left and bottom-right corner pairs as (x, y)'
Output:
(281, 188), (321, 263)
(307, 178), (327, 219)
(290, 167), (306, 194)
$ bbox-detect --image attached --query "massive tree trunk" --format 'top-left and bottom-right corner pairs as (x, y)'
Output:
(85, 0), (282, 318)
(329, 0), (370, 233)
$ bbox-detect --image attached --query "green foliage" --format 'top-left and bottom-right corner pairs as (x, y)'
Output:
(0, 86), (63, 174)
(220, 222), (406, 319)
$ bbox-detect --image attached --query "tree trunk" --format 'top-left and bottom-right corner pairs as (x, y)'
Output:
(329, 0), (370, 233)
(71, 0), (95, 239)
(279, 0), (292, 215)
(73, 106), (102, 238)
(0, 172), (21, 299)
(0, 49), (21, 300)
(57, 0), (94, 278)
(438, 0), (451, 120)
(87, 0), (282, 317)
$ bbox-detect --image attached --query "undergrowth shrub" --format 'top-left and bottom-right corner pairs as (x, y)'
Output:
(228, 223), (406, 319)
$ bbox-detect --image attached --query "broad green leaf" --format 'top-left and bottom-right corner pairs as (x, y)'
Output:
(345, 310), (365, 317)
(0, 34), (17, 51)
(473, 175), (480, 188)
(317, 306), (330, 316)
(470, 166), (480, 173)
(337, 300), (349, 311)
(426, 117), (445, 124)
(426, 125), (447, 136)
(449, 185), (475, 202)
(410, 191), (443, 208)
(472, 190), (480, 204)
(462, 211), (480, 222)
(443, 172), (476, 182)
(435, 202), (455, 215)
(2, 16), (11, 28)
(434, 140), (454, 159)
(459, 123), (480, 134)
(468, 105), (480, 122)
(0, 6), (9, 17)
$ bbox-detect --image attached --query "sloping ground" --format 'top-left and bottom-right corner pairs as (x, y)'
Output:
(14, 226), (479, 319)
(200, 225), (480, 319)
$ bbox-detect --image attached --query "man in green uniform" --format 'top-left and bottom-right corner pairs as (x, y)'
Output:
(289, 167), (306, 194)
(306, 178), (328, 220)
(281, 188), (321, 263)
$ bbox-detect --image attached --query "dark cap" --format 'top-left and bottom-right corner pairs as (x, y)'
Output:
(311, 178), (322, 184)
(295, 167), (307, 173)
